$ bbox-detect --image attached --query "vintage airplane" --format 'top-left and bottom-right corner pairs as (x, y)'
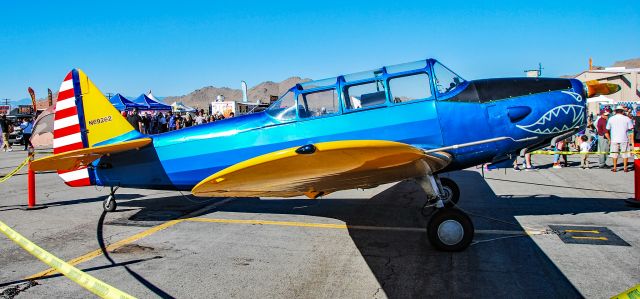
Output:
(30, 58), (619, 251)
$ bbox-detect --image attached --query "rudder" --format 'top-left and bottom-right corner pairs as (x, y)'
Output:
(53, 69), (143, 186)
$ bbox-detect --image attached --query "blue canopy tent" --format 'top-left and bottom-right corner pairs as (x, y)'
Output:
(132, 93), (172, 111)
(109, 93), (146, 111)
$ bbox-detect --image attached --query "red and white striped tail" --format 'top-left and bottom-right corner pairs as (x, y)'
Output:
(53, 71), (92, 187)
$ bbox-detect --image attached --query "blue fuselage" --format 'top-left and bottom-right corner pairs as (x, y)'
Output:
(93, 77), (586, 191)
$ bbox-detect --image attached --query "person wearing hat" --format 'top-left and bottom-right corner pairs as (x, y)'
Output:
(606, 105), (634, 172)
(595, 110), (610, 168)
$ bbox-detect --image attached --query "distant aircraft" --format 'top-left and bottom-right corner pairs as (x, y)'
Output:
(31, 59), (619, 251)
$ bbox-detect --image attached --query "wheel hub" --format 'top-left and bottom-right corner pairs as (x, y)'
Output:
(437, 219), (464, 246)
(441, 186), (452, 201)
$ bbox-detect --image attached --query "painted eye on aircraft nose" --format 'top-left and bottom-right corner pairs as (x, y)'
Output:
(507, 106), (532, 123)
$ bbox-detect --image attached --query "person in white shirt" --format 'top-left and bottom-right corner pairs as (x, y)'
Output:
(579, 135), (591, 169)
(195, 112), (205, 125)
(606, 105), (635, 172)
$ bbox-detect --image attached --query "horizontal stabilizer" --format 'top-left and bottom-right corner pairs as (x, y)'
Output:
(30, 138), (152, 172)
(191, 140), (451, 199)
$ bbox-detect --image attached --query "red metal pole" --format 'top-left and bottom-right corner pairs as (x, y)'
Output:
(627, 142), (640, 207)
(27, 160), (35, 208)
(23, 145), (45, 210)
(634, 142), (640, 201)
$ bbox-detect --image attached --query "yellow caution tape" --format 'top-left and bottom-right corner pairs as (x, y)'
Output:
(0, 219), (137, 299)
(611, 283), (640, 299)
(0, 157), (30, 183)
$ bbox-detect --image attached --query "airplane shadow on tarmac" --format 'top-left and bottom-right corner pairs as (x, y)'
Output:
(193, 170), (634, 298)
(0, 194), (146, 212)
(6, 171), (632, 297)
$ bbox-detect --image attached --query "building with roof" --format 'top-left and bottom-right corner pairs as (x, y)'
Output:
(573, 65), (640, 115)
(574, 66), (640, 103)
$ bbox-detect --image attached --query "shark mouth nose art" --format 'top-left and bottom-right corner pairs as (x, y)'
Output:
(516, 91), (585, 135)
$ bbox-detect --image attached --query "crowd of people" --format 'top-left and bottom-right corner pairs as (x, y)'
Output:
(124, 108), (234, 134)
(0, 108), (235, 151)
(514, 104), (639, 172)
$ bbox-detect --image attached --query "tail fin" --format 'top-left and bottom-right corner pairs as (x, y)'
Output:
(53, 69), (142, 186)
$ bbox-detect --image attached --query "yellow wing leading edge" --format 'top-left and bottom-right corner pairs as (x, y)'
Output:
(191, 140), (451, 199)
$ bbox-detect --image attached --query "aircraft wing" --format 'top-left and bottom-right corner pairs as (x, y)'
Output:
(30, 138), (152, 172)
(191, 140), (451, 199)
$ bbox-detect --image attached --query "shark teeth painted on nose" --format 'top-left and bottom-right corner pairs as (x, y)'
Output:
(561, 90), (583, 102)
(516, 104), (585, 135)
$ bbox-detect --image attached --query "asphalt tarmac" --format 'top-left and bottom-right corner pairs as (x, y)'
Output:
(0, 150), (638, 298)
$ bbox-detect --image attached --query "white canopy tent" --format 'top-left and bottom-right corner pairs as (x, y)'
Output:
(171, 101), (196, 113)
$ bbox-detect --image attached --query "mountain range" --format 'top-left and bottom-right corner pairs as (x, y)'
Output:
(19, 76), (309, 110)
(162, 76), (310, 109)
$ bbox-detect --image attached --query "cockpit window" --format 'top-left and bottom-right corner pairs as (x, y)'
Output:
(389, 73), (432, 103)
(266, 90), (296, 121)
(433, 62), (466, 95)
(344, 80), (386, 109)
(298, 88), (339, 118)
(299, 77), (337, 90)
(386, 60), (427, 74)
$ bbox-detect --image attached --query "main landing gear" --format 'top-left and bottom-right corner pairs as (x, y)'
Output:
(103, 186), (118, 212)
(417, 173), (473, 251)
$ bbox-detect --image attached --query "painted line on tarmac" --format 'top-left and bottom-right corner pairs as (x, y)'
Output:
(184, 217), (538, 235)
(0, 220), (136, 299)
(571, 236), (608, 241)
(26, 197), (235, 281)
(565, 229), (600, 234)
(26, 219), (184, 280)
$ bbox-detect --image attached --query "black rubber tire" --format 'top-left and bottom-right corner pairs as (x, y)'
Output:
(103, 195), (117, 212)
(440, 177), (460, 205)
(427, 208), (474, 251)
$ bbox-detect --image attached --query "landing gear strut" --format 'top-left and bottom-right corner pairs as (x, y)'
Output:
(439, 177), (460, 206)
(103, 186), (118, 212)
(416, 168), (473, 251)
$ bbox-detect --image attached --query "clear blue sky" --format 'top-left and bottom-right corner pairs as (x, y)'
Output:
(1, 0), (638, 102)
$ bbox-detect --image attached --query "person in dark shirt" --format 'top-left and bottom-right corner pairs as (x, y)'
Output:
(0, 114), (12, 152)
(126, 108), (143, 132)
(596, 111), (610, 168)
(184, 114), (193, 128)
(142, 112), (151, 134)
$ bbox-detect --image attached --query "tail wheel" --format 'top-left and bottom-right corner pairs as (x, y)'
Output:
(439, 177), (460, 205)
(427, 208), (474, 251)
(103, 195), (117, 212)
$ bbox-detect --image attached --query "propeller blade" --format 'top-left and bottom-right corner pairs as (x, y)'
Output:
(586, 81), (621, 98)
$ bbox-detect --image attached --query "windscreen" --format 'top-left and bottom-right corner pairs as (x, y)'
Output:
(266, 90), (297, 121)
(433, 62), (466, 95)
